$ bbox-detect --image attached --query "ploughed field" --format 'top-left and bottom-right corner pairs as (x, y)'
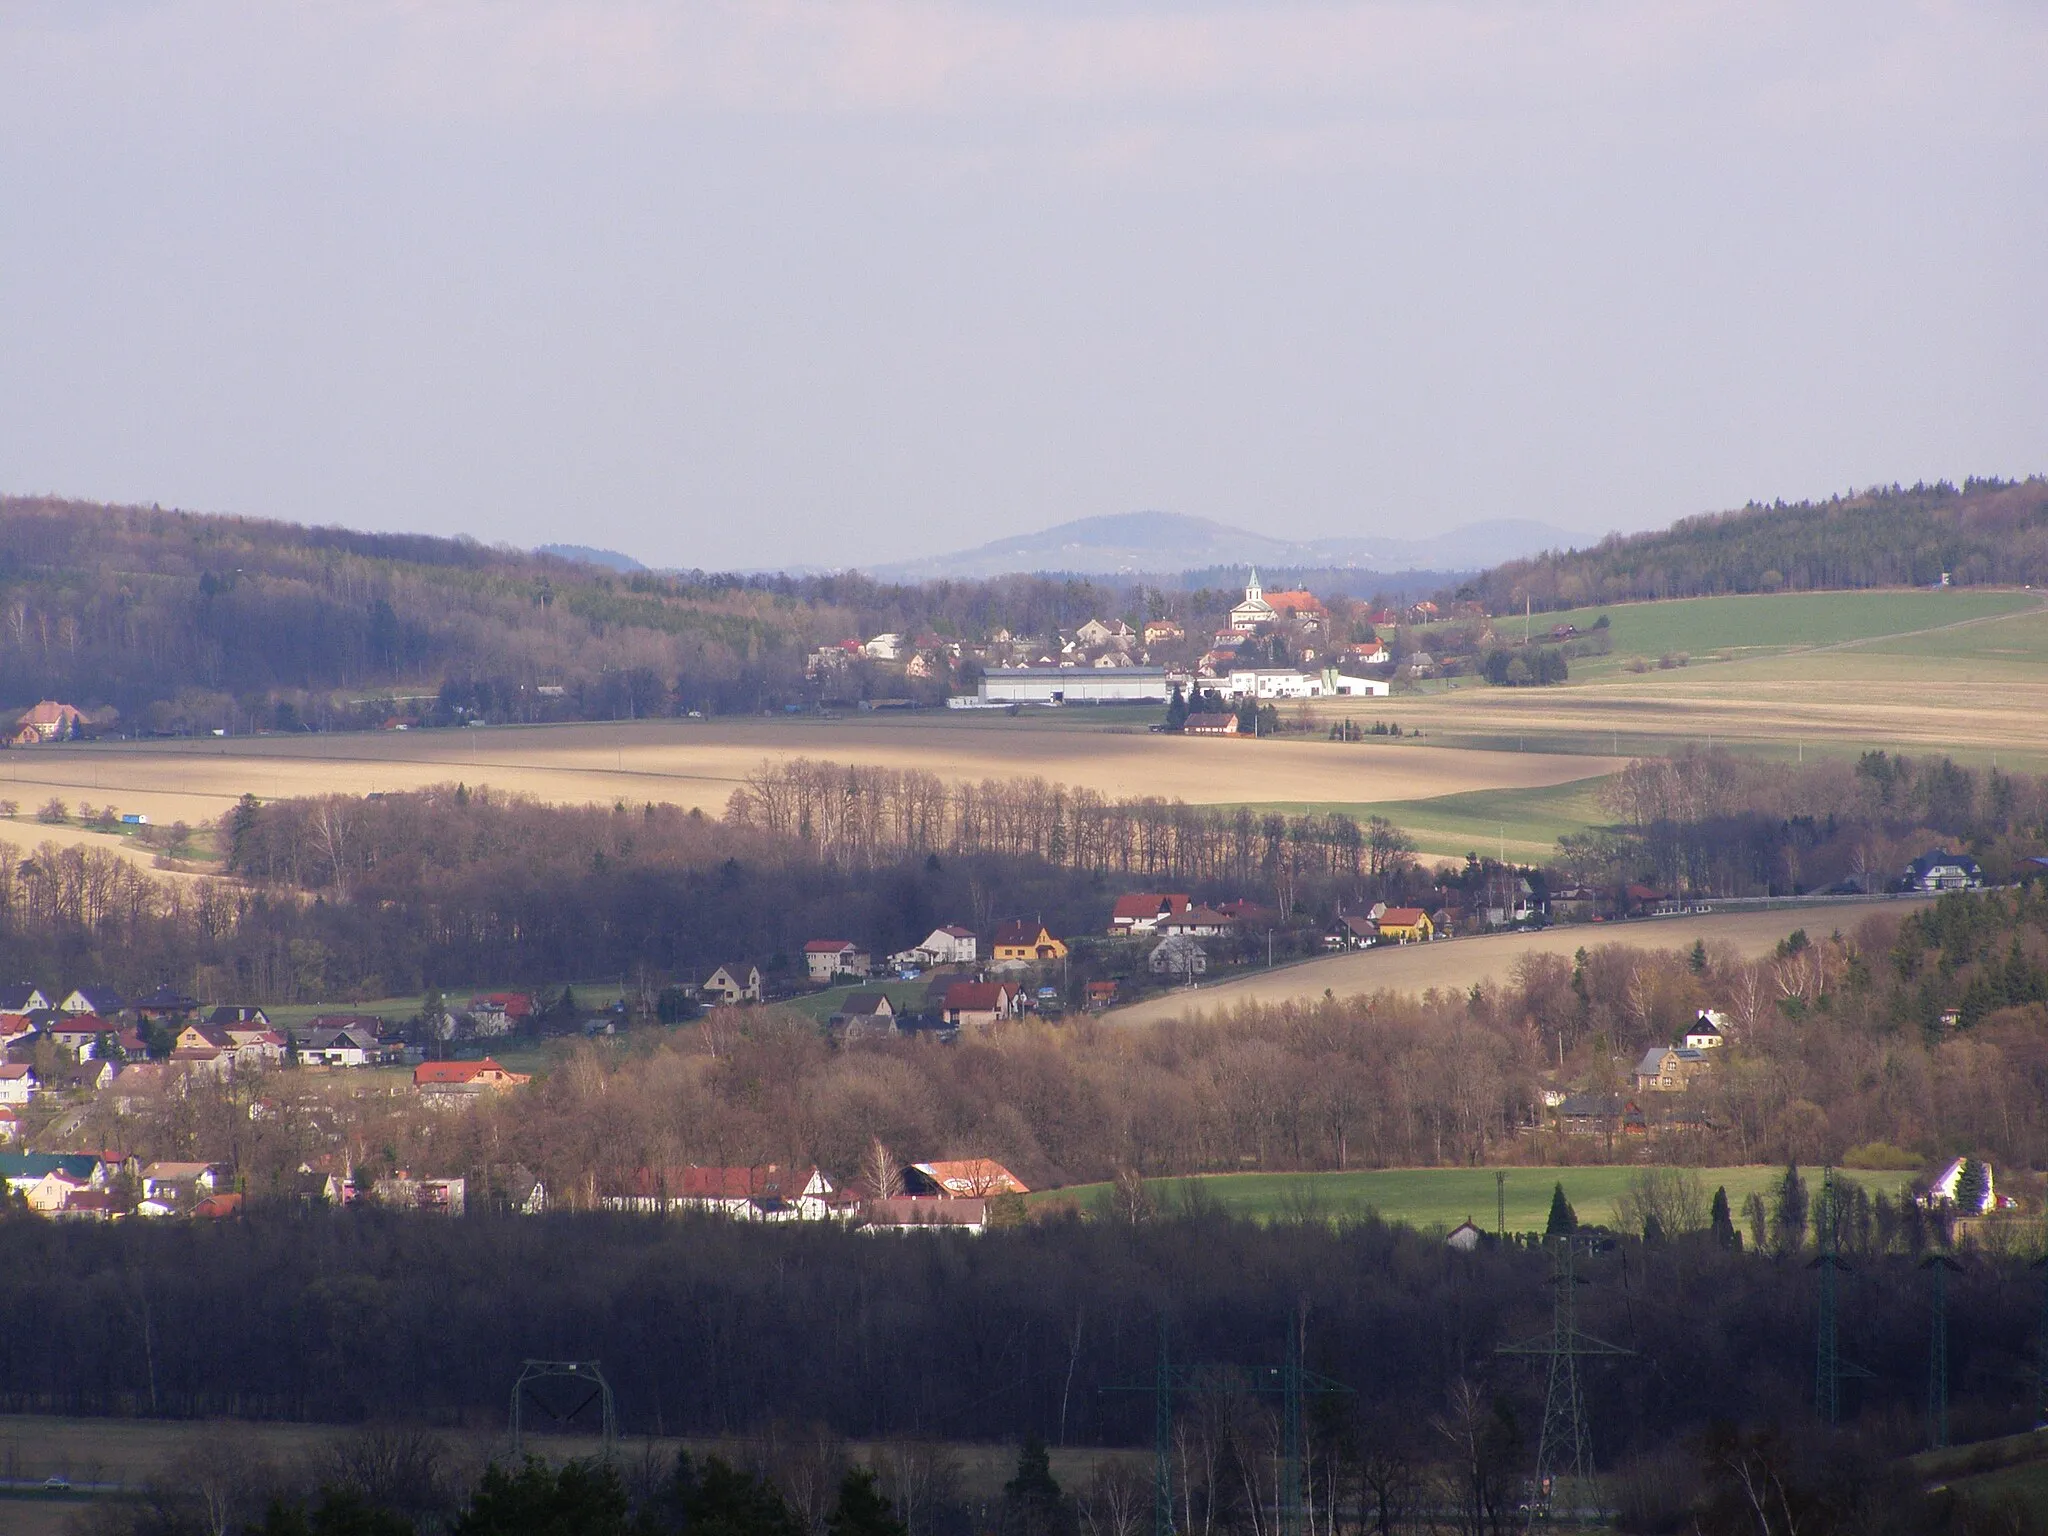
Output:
(1106, 901), (1933, 1026)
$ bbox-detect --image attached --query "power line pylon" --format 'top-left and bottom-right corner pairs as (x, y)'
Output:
(1922, 1254), (1962, 1449)
(2032, 1244), (2048, 1427)
(1499, 1235), (1632, 1528)
(1810, 1168), (1872, 1426)
(510, 1359), (617, 1458)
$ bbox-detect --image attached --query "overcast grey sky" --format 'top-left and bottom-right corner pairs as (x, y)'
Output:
(2, 3), (2043, 570)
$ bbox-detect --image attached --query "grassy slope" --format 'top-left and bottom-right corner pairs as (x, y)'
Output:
(1032, 1165), (1909, 1231)
(1529, 589), (2040, 679)
(1246, 775), (1612, 862)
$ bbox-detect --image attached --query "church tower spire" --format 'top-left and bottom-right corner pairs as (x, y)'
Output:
(1246, 566), (1262, 601)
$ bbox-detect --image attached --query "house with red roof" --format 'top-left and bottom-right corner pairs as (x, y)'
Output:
(941, 981), (1023, 1029)
(413, 1057), (531, 1107)
(1109, 893), (1192, 934)
(804, 939), (870, 983)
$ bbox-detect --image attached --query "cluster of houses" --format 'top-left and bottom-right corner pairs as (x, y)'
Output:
(599, 1156), (1030, 1233)
(4, 699), (101, 747)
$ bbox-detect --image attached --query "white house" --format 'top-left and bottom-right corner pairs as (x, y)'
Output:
(862, 633), (907, 661)
(1927, 1156), (1996, 1214)
(1148, 934), (1208, 978)
(1904, 851), (1984, 892)
(1446, 1220), (1485, 1252)
(59, 987), (124, 1016)
(0, 1065), (37, 1106)
(804, 940), (868, 982)
(897, 926), (977, 967)
(1684, 1012), (1728, 1050)
(141, 1161), (219, 1204)
(295, 1024), (380, 1068)
(699, 963), (763, 1004)
(0, 985), (51, 1014)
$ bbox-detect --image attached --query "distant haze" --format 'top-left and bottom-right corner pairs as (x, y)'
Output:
(1, 4), (2043, 571)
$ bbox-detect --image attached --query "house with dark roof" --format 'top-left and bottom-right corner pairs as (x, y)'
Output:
(0, 985), (50, 1014)
(804, 940), (869, 983)
(601, 1164), (838, 1220)
(132, 985), (201, 1021)
(990, 922), (1065, 966)
(1904, 850), (1984, 892)
(206, 1005), (271, 1030)
(1183, 712), (1239, 736)
(832, 992), (898, 1039)
(58, 987), (124, 1017)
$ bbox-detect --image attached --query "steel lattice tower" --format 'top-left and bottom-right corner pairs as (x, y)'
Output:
(2033, 1248), (2048, 1426)
(1499, 1236), (1631, 1527)
(1153, 1322), (1173, 1536)
(1923, 1254), (1961, 1449)
(1813, 1169), (1849, 1425)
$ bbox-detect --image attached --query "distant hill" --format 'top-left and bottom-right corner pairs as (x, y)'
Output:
(868, 510), (1579, 581)
(1468, 478), (2048, 614)
(536, 543), (647, 572)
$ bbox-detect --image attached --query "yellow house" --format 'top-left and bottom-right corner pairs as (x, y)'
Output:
(992, 921), (1067, 964)
(1376, 907), (1434, 944)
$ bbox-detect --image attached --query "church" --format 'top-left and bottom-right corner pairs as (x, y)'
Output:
(1227, 569), (1324, 633)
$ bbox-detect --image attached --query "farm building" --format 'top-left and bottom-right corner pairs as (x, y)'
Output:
(964, 666), (1171, 705)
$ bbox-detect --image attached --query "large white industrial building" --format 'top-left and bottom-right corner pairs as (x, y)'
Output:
(1224, 668), (1389, 699)
(955, 666), (1173, 706)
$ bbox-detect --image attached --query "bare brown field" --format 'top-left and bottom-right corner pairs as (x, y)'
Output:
(0, 818), (205, 882)
(0, 718), (1621, 824)
(1106, 900), (1933, 1026)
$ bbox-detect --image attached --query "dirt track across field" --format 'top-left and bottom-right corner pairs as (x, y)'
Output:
(1106, 900), (1933, 1026)
(0, 717), (1619, 823)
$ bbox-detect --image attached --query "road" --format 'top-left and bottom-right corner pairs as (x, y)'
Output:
(1105, 899), (1934, 1026)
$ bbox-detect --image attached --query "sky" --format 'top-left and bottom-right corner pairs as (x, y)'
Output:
(1, 2), (2044, 571)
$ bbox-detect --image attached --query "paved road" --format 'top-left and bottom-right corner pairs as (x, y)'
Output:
(1105, 898), (1933, 1026)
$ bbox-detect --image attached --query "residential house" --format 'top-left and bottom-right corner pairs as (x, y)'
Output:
(173, 1022), (236, 1054)
(294, 1024), (382, 1068)
(58, 987), (124, 1017)
(942, 981), (1024, 1029)
(1084, 980), (1119, 1010)
(1143, 620), (1185, 646)
(1263, 591), (1326, 630)
(10, 701), (86, 742)
(699, 963), (763, 1004)
(1684, 1013), (1728, 1051)
(0, 985), (51, 1014)
(1408, 601), (1440, 624)
(1445, 1220), (1485, 1252)
(804, 940), (869, 983)
(1217, 899), (1281, 929)
(293, 1167), (348, 1206)
(1075, 618), (1131, 649)
(1158, 906), (1232, 938)
(141, 1161), (220, 1205)
(413, 1057), (531, 1107)
(903, 1158), (1029, 1197)
(1927, 1156), (1997, 1215)
(466, 993), (535, 1031)
(1324, 914), (1379, 950)
(1110, 893), (1192, 934)
(1633, 1046), (1709, 1093)
(894, 925), (977, 968)
(0, 1016), (36, 1051)
(0, 1107), (18, 1142)
(0, 1064), (37, 1106)
(193, 1193), (244, 1219)
(1556, 1094), (1624, 1136)
(54, 1059), (115, 1094)
(46, 1015), (113, 1058)
(18, 1171), (91, 1213)
(1147, 935), (1208, 978)
(1183, 712), (1240, 736)
(1339, 640), (1390, 667)
(371, 1173), (467, 1216)
(1, 1153), (105, 1208)
(991, 922), (1066, 966)
(1376, 908), (1434, 944)
(206, 1005), (271, 1030)
(1904, 850), (1985, 892)
(603, 1164), (838, 1220)
(131, 985), (200, 1023)
(832, 992), (898, 1039)
(862, 633), (907, 661)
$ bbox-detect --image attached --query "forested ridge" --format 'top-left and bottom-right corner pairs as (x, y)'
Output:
(1469, 477), (2048, 612)
(0, 497), (1223, 729)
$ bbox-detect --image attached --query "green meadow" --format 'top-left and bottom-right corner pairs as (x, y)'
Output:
(1033, 1165), (1911, 1233)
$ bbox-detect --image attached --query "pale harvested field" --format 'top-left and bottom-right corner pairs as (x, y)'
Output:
(0, 817), (205, 882)
(0, 718), (1620, 823)
(1107, 900), (1933, 1026)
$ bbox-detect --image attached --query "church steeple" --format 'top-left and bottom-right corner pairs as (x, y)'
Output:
(1246, 567), (1262, 602)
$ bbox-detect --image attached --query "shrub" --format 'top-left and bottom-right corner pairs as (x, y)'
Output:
(1842, 1141), (1921, 1170)
(36, 797), (67, 824)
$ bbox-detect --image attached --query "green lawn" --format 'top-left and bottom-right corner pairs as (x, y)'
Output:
(1527, 589), (2039, 679)
(264, 982), (627, 1030)
(1225, 776), (1612, 861)
(1033, 1165), (1910, 1232)
(780, 977), (945, 1022)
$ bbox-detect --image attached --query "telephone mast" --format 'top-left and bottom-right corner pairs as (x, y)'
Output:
(1923, 1254), (1962, 1449)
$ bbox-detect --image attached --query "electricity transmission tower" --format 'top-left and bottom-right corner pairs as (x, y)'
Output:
(1810, 1169), (1872, 1426)
(510, 1359), (617, 1457)
(1105, 1314), (1349, 1536)
(1922, 1254), (1962, 1449)
(1498, 1235), (1632, 1527)
(2033, 1246), (2048, 1427)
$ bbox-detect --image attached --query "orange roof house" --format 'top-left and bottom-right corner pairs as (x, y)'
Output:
(412, 1057), (530, 1090)
(903, 1159), (1030, 1197)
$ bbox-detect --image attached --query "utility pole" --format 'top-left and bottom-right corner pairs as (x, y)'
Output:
(1810, 1168), (1871, 1425)
(2032, 1246), (2048, 1426)
(1496, 1171), (1507, 1238)
(1923, 1254), (1961, 1449)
